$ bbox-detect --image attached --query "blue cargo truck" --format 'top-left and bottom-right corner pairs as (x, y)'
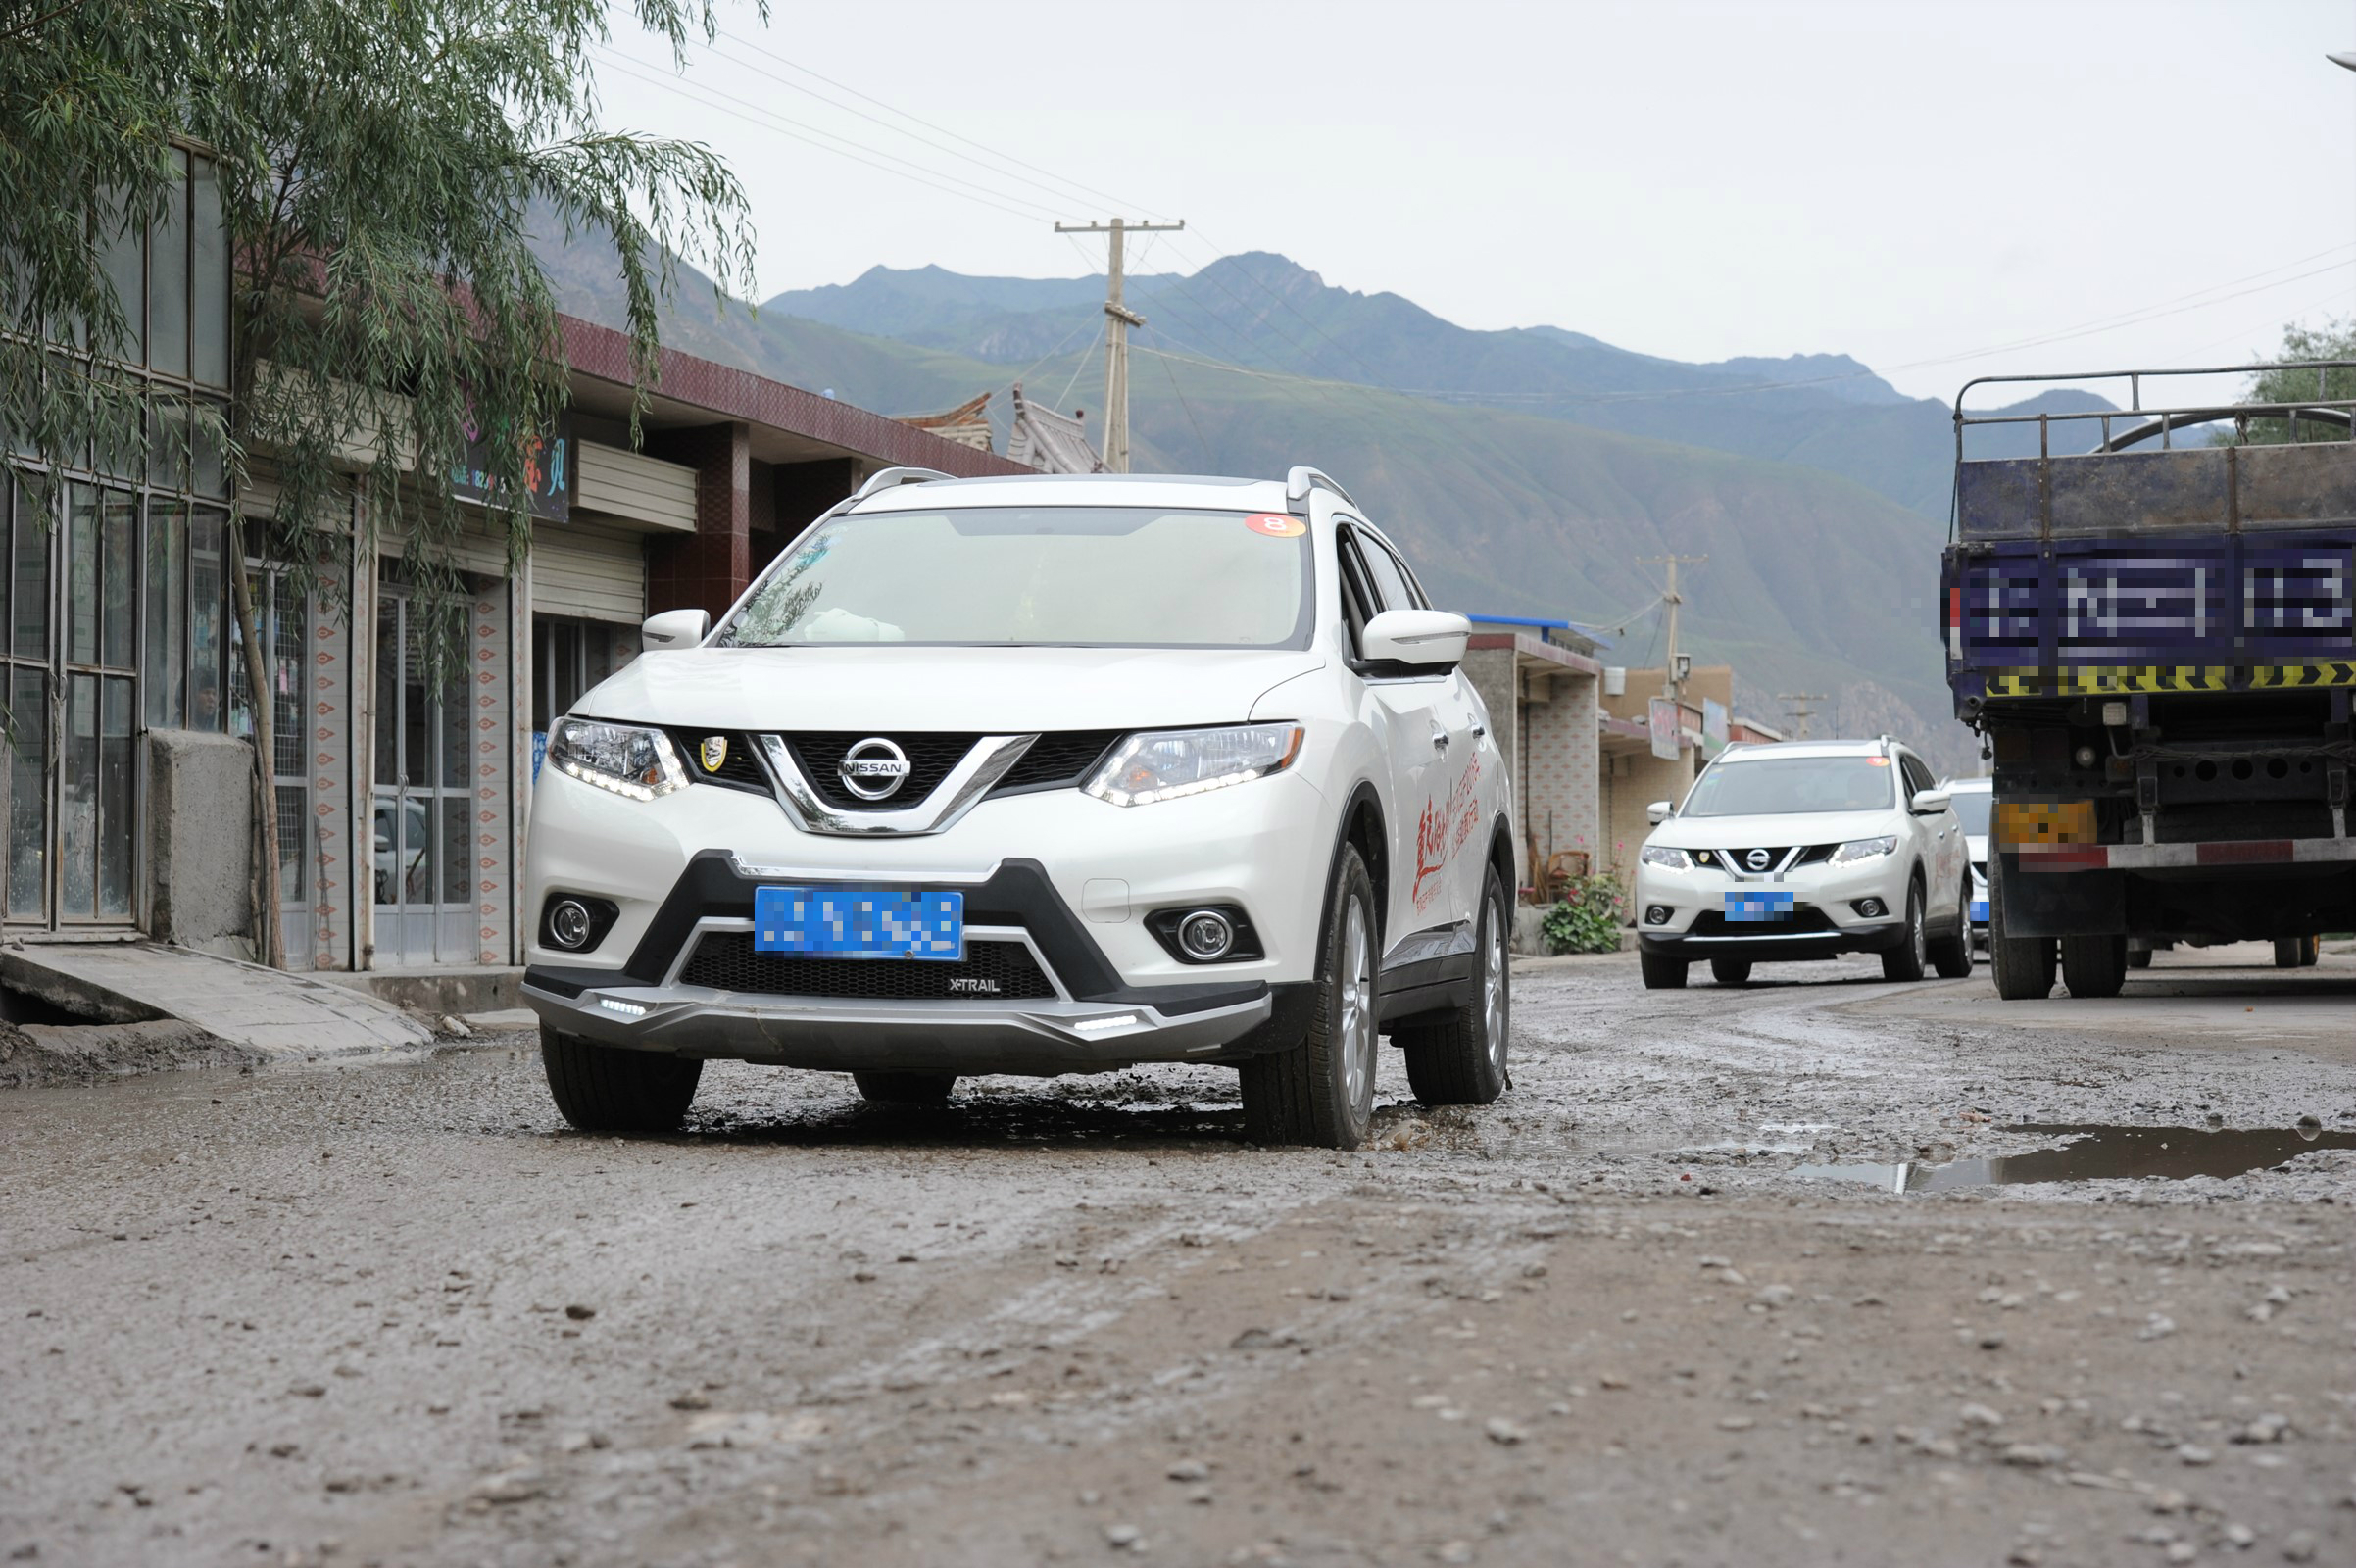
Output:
(1942, 365), (2355, 1000)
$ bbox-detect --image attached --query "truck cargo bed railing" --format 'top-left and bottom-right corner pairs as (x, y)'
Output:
(1952, 362), (2356, 544)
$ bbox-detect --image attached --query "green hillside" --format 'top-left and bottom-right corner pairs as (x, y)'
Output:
(538, 238), (1976, 772)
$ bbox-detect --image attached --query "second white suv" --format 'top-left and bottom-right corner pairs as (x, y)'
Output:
(520, 466), (1514, 1150)
(1632, 738), (1972, 988)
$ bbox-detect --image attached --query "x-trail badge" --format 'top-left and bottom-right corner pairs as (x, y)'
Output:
(839, 737), (912, 801)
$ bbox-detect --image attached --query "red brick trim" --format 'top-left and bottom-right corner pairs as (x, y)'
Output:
(559, 314), (1029, 479)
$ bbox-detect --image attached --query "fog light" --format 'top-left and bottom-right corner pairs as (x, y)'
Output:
(1177, 909), (1236, 960)
(1855, 897), (1888, 919)
(549, 898), (594, 950)
(1644, 905), (1672, 926)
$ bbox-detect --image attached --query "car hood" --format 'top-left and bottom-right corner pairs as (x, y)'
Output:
(570, 645), (1329, 732)
(1650, 809), (1901, 850)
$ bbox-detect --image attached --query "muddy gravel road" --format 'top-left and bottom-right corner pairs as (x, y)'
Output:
(5, 945), (2353, 1568)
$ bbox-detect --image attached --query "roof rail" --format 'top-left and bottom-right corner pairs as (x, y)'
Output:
(850, 466), (956, 502)
(1285, 466), (1358, 511)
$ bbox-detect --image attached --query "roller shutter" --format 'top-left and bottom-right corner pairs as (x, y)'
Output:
(530, 519), (647, 624)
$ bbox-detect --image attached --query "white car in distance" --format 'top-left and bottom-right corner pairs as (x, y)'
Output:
(520, 466), (1515, 1150)
(1631, 738), (1973, 988)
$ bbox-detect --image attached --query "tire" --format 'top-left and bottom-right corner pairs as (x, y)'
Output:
(2061, 933), (2128, 999)
(1399, 866), (1510, 1106)
(2273, 937), (2306, 970)
(854, 1071), (957, 1103)
(1709, 957), (1752, 985)
(1988, 854), (2055, 1002)
(1239, 844), (1380, 1149)
(2126, 947), (2153, 969)
(1639, 950), (1689, 989)
(541, 1026), (702, 1134)
(1881, 880), (1928, 982)
(2302, 935), (2321, 967)
(1926, 871), (1974, 979)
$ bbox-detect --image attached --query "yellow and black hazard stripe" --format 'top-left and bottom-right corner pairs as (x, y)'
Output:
(2249, 662), (2356, 689)
(1985, 666), (2232, 696)
(1986, 662), (2355, 696)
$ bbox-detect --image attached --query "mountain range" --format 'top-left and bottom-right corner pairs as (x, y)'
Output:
(535, 241), (2117, 774)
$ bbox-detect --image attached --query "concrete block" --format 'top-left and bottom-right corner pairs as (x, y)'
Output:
(145, 729), (255, 954)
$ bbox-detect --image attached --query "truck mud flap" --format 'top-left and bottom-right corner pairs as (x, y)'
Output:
(1998, 854), (2124, 939)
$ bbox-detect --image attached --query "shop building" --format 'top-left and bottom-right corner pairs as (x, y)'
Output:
(3, 178), (1023, 975)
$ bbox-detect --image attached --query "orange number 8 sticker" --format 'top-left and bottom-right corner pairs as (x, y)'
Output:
(1245, 513), (1306, 538)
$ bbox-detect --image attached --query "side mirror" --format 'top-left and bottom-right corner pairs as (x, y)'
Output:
(1646, 800), (1673, 825)
(1911, 789), (1949, 814)
(1360, 609), (1470, 669)
(642, 608), (711, 650)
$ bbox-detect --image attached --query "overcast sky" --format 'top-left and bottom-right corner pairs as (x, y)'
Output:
(594, 0), (2356, 405)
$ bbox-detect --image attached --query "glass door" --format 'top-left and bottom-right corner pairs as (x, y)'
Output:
(373, 591), (473, 964)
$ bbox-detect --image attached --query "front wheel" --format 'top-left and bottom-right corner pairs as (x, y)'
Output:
(1881, 882), (1928, 982)
(1709, 957), (1752, 985)
(1640, 950), (1689, 989)
(1927, 871), (1975, 979)
(541, 1027), (702, 1133)
(1239, 844), (1380, 1149)
(1399, 864), (1510, 1106)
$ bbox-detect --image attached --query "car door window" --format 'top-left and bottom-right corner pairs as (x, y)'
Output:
(1353, 532), (1416, 613)
(1900, 753), (1935, 805)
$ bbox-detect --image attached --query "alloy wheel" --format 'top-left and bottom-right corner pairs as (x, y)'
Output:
(1482, 907), (1507, 1075)
(1340, 897), (1375, 1115)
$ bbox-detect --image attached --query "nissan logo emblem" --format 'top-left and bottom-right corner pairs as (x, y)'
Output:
(838, 737), (912, 801)
(1744, 849), (1772, 871)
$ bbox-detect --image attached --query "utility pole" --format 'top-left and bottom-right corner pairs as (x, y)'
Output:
(1636, 554), (1707, 710)
(1055, 217), (1184, 472)
(1778, 692), (1827, 740)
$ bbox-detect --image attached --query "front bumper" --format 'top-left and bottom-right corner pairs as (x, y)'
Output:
(1633, 853), (1912, 962)
(524, 964), (1286, 1076)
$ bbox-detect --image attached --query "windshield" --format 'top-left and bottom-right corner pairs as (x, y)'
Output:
(1680, 756), (1897, 817)
(1946, 788), (1991, 837)
(714, 506), (1314, 649)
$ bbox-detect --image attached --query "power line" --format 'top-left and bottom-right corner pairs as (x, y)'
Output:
(589, 49), (1062, 223)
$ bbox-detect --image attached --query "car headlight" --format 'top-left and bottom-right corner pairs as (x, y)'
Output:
(1640, 844), (1692, 870)
(548, 718), (688, 802)
(1831, 835), (1898, 865)
(1083, 723), (1303, 807)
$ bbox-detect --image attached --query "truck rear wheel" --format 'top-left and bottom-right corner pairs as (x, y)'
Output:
(2061, 933), (2128, 999)
(1988, 856), (2054, 1002)
(2273, 937), (2310, 970)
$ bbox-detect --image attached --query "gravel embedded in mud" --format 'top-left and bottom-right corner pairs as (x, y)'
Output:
(1, 947), (2350, 1566)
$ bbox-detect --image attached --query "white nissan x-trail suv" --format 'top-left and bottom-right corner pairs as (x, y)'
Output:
(521, 466), (1514, 1149)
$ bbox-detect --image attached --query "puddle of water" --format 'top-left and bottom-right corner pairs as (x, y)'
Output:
(1794, 1122), (2356, 1193)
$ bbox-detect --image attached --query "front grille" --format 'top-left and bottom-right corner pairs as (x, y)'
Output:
(1687, 907), (1839, 938)
(676, 930), (1057, 1000)
(781, 732), (981, 811)
(1719, 847), (1795, 873)
(995, 730), (1124, 793)
(667, 729), (770, 793)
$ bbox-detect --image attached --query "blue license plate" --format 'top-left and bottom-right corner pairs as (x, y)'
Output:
(1725, 890), (1794, 922)
(1970, 899), (1989, 924)
(753, 887), (964, 960)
